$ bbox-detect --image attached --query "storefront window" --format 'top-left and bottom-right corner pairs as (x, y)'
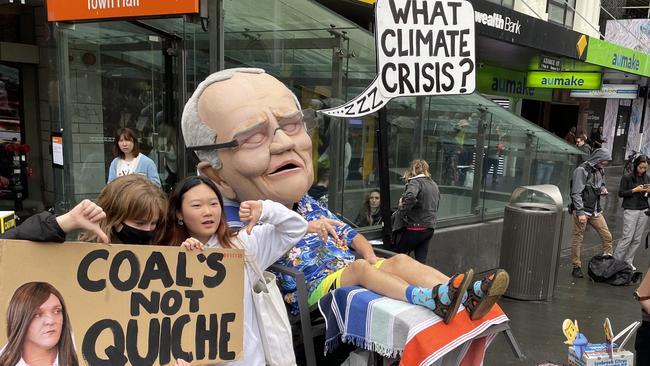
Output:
(0, 64), (21, 143)
(53, 18), (202, 209)
(548, 0), (576, 28)
(0, 63), (24, 201)
(0, 14), (20, 43)
(485, 0), (514, 9)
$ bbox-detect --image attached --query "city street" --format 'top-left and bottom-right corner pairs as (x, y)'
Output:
(486, 166), (646, 365)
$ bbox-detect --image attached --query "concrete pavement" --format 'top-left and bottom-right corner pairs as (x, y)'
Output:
(485, 166), (646, 365)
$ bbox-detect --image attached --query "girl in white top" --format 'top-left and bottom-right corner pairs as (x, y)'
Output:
(163, 175), (323, 365)
(107, 127), (161, 187)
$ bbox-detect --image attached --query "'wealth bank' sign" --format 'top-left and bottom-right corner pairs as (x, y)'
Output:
(474, 10), (521, 34)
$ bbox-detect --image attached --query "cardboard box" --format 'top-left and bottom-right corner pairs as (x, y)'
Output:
(0, 211), (15, 233)
(568, 344), (634, 366)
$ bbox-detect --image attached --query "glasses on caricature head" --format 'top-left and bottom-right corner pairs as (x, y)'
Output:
(187, 109), (318, 153)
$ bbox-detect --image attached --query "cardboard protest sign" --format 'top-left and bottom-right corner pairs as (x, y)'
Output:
(0, 240), (244, 365)
(321, 0), (476, 117)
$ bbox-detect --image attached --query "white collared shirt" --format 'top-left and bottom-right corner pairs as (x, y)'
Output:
(15, 356), (59, 366)
(0, 346), (59, 366)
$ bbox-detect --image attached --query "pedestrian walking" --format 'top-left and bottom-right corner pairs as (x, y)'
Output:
(590, 126), (606, 149)
(575, 134), (592, 166)
(614, 155), (650, 270)
(569, 148), (614, 278)
(392, 159), (440, 263)
(107, 127), (161, 187)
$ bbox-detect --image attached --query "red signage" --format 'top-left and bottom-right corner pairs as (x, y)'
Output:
(47, 0), (198, 22)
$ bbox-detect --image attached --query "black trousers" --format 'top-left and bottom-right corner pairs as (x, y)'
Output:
(393, 228), (434, 263)
(636, 320), (650, 366)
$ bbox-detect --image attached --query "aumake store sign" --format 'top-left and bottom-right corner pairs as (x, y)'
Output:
(526, 71), (602, 90)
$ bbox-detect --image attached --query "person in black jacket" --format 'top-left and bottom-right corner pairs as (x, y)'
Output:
(392, 159), (440, 263)
(614, 155), (650, 270)
(1, 199), (107, 242)
(1, 175), (166, 245)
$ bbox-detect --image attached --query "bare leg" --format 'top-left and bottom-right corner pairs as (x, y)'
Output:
(339, 259), (409, 301)
(379, 254), (450, 287)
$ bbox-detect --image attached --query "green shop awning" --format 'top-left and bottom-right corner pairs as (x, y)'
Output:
(586, 37), (650, 78)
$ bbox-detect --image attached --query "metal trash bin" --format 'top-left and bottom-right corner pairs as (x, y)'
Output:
(500, 184), (564, 301)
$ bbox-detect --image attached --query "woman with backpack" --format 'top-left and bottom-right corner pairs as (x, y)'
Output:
(614, 154), (650, 270)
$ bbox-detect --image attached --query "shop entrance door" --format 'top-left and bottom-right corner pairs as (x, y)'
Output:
(58, 20), (181, 204)
(613, 104), (631, 165)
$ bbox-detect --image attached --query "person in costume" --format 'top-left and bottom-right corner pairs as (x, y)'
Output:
(181, 68), (509, 324)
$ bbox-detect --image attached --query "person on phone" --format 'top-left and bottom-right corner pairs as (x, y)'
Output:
(569, 148), (613, 278)
(614, 155), (650, 270)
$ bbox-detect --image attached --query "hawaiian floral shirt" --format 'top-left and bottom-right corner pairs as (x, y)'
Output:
(274, 195), (357, 314)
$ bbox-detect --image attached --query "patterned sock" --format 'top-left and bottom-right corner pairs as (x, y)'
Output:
(405, 286), (436, 310)
(471, 280), (485, 298)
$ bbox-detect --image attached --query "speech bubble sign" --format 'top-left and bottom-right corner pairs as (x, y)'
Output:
(321, 0), (476, 117)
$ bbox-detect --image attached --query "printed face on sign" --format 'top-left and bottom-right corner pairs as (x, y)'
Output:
(26, 294), (63, 353)
(321, 0), (476, 117)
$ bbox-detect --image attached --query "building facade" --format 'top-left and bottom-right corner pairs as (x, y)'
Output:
(2, 0), (648, 274)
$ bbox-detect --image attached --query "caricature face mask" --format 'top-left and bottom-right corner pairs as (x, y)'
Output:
(196, 72), (314, 206)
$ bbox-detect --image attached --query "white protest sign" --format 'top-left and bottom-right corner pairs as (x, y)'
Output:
(321, 0), (476, 117)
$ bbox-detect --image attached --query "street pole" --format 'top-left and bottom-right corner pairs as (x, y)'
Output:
(637, 79), (650, 153)
(377, 108), (392, 249)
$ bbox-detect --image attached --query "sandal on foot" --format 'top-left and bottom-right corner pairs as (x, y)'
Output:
(433, 269), (474, 324)
(464, 269), (509, 320)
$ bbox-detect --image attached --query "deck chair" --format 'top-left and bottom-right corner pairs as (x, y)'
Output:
(270, 249), (525, 366)
(269, 247), (396, 366)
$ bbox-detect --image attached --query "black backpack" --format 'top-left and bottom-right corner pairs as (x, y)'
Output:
(587, 254), (641, 286)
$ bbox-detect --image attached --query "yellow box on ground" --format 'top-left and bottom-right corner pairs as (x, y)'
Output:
(0, 211), (15, 233)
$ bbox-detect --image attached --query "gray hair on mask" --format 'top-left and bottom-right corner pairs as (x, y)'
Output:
(181, 67), (301, 170)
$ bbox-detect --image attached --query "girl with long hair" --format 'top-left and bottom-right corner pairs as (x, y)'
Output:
(79, 174), (167, 245)
(0, 282), (77, 366)
(355, 189), (382, 227)
(161, 175), (316, 365)
(392, 159), (440, 263)
(2, 175), (167, 246)
(107, 127), (161, 187)
(615, 154), (650, 269)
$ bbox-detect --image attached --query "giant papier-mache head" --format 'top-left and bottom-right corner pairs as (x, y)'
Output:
(181, 68), (315, 206)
